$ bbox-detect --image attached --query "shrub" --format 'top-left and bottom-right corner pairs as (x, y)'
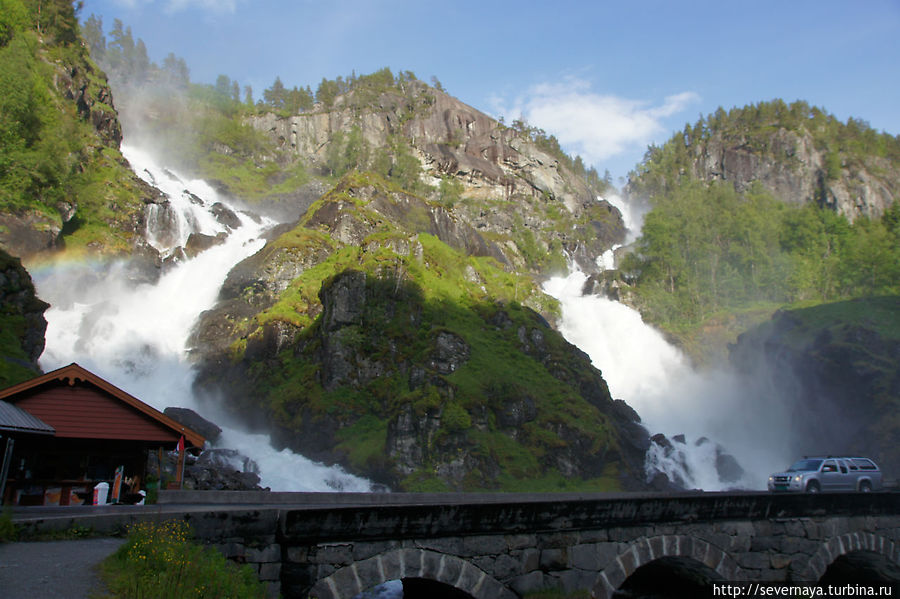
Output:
(101, 520), (266, 599)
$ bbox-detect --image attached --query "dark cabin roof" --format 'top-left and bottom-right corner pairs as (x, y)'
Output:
(0, 400), (55, 435)
(0, 363), (205, 447)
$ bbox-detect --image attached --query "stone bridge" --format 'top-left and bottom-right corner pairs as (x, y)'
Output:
(14, 491), (900, 598)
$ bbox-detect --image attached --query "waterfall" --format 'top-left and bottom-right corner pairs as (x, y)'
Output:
(595, 193), (645, 271)
(34, 144), (374, 492)
(543, 199), (793, 491)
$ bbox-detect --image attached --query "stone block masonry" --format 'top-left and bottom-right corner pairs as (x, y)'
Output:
(11, 491), (900, 599)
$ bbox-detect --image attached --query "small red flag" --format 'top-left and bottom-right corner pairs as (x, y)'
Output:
(177, 435), (185, 454)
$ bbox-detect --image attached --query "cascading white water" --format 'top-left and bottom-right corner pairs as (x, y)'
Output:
(34, 144), (373, 492)
(544, 198), (793, 491)
(595, 193), (645, 271)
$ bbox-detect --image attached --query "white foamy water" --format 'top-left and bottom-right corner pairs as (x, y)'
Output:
(544, 195), (792, 490)
(595, 193), (647, 271)
(543, 270), (791, 490)
(601, 193), (645, 246)
(34, 144), (373, 492)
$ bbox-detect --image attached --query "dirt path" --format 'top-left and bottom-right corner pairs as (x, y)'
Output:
(0, 537), (126, 598)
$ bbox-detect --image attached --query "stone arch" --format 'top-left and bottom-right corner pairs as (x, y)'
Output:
(309, 547), (517, 599)
(593, 534), (743, 599)
(792, 532), (899, 582)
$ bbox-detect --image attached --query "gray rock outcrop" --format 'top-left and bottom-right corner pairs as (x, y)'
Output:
(246, 84), (625, 273)
(692, 128), (898, 222)
(163, 407), (223, 444)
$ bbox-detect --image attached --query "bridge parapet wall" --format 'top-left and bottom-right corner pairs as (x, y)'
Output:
(291, 514), (899, 599)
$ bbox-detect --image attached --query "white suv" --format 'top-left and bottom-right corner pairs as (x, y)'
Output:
(768, 456), (882, 493)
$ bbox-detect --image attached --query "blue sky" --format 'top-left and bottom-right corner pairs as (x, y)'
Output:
(82, 0), (900, 183)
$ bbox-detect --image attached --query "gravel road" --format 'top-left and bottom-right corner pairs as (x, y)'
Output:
(0, 537), (126, 598)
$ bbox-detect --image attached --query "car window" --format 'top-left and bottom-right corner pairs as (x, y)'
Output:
(851, 458), (878, 470)
(822, 460), (837, 473)
(838, 460), (848, 474)
(788, 459), (822, 472)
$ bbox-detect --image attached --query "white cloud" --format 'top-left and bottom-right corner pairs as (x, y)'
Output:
(489, 78), (700, 168)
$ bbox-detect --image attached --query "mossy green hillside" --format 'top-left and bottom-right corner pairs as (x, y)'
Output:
(60, 146), (150, 253)
(0, 249), (46, 388)
(233, 271), (627, 491)
(0, 0), (149, 256)
(744, 296), (900, 355)
(784, 296), (900, 342)
(0, 313), (36, 388)
(202, 176), (634, 491)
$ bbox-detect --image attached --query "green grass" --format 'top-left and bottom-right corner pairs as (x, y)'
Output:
(197, 153), (311, 202)
(335, 414), (389, 471)
(493, 464), (621, 493)
(402, 470), (454, 492)
(99, 520), (266, 599)
(784, 296), (900, 341)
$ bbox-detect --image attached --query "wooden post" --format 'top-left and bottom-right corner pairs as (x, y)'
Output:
(169, 451), (182, 489)
(0, 437), (14, 506)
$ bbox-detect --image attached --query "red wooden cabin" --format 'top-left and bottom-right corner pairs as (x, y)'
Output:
(0, 363), (204, 506)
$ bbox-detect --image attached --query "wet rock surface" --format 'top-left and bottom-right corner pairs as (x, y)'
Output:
(163, 407), (223, 444)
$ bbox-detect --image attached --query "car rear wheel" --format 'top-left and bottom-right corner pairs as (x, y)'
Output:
(859, 481), (872, 493)
(806, 481), (821, 493)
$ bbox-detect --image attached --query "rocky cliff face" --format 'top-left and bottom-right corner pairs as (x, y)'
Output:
(253, 88), (582, 204)
(55, 60), (123, 148)
(729, 298), (900, 478)
(626, 102), (900, 227)
(0, 249), (48, 386)
(692, 128), (898, 221)
(247, 84), (625, 273)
